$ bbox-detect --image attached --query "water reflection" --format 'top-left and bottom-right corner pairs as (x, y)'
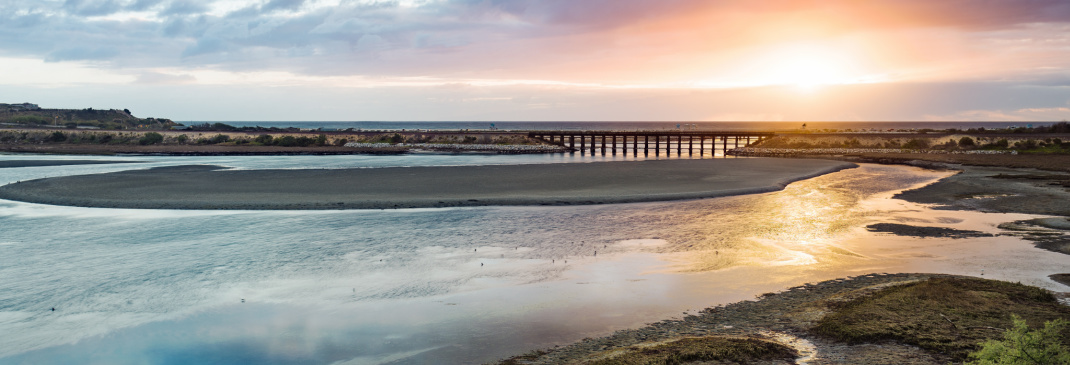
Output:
(2, 163), (1062, 365)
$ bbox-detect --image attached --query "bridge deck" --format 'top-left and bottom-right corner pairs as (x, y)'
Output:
(527, 130), (774, 137)
(527, 130), (774, 155)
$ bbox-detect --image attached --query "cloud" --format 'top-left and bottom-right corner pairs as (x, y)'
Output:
(63, 0), (124, 16)
(135, 71), (197, 84)
(181, 37), (229, 57)
(46, 47), (121, 62)
(925, 107), (1070, 121)
(262, 0), (305, 13)
(3, 0), (1070, 88)
(126, 0), (166, 12)
(159, 0), (208, 16)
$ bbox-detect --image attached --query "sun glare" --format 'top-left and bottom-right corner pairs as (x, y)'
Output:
(758, 44), (859, 91)
(698, 43), (871, 92)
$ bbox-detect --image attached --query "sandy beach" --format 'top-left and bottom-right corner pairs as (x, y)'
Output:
(0, 158), (855, 209)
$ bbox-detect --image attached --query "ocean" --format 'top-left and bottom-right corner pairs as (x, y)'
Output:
(207, 121), (1052, 132)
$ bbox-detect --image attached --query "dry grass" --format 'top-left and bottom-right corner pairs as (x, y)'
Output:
(582, 337), (797, 365)
(812, 277), (1070, 360)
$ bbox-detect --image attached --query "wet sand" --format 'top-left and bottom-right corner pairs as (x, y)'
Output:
(895, 164), (1070, 216)
(0, 158), (855, 210)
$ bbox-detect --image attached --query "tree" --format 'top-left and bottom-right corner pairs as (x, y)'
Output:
(960, 136), (976, 147)
(968, 316), (1070, 365)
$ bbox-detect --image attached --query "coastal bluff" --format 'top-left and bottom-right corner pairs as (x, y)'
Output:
(0, 158), (855, 210)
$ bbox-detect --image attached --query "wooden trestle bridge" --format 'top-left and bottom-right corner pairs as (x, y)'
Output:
(528, 131), (775, 156)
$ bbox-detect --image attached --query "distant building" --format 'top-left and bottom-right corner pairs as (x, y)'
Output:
(3, 103), (40, 110)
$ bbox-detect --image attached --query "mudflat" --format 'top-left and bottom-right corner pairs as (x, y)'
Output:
(0, 158), (855, 210)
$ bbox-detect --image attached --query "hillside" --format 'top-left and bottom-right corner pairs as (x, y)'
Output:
(0, 103), (176, 130)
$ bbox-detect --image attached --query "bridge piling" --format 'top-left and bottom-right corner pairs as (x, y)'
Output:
(527, 130), (773, 157)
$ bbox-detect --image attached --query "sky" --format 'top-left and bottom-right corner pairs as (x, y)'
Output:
(2, 0), (1070, 121)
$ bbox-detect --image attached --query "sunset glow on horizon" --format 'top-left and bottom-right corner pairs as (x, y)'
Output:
(1, 0), (1069, 121)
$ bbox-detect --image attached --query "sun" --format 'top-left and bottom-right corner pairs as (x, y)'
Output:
(730, 43), (864, 92)
(775, 56), (845, 91)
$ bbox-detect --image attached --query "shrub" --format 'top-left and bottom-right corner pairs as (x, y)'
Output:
(254, 134), (274, 145)
(11, 116), (48, 125)
(960, 136), (977, 147)
(315, 134), (327, 146)
(276, 135), (297, 147)
(968, 316), (1070, 365)
(49, 131), (67, 142)
(902, 138), (930, 149)
(984, 139), (1010, 149)
(139, 132), (164, 145)
(294, 136), (314, 147)
(333, 138), (348, 146)
(175, 134), (189, 144)
(1014, 139), (1039, 150)
(1048, 122), (1070, 133)
(210, 134), (230, 144)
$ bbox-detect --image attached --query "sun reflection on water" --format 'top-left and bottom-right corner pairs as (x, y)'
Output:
(661, 164), (953, 272)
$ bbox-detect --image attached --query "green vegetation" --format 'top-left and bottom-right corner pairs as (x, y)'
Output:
(968, 316), (1070, 365)
(756, 133), (1070, 154)
(813, 277), (1070, 361)
(139, 132), (164, 145)
(1, 105), (175, 130)
(210, 134), (230, 144)
(496, 350), (550, 365)
(902, 138), (930, 149)
(10, 115), (48, 125)
(581, 337), (797, 365)
(49, 131), (67, 142)
(254, 134), (273, 145)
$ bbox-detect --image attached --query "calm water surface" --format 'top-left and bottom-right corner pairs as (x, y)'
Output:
(0, 153), (1064, 364)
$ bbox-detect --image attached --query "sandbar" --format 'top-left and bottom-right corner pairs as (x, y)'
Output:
(0, 158), (856, 210)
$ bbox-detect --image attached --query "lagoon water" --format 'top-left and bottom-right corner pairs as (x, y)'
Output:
(1, 151), (1066, 364)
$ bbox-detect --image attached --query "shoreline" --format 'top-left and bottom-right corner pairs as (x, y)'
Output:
(0, 158), (856, 210)
(502, 273), (1070, 364)
(0, 160), (142, 168)
(495, 155), (1070, 364)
